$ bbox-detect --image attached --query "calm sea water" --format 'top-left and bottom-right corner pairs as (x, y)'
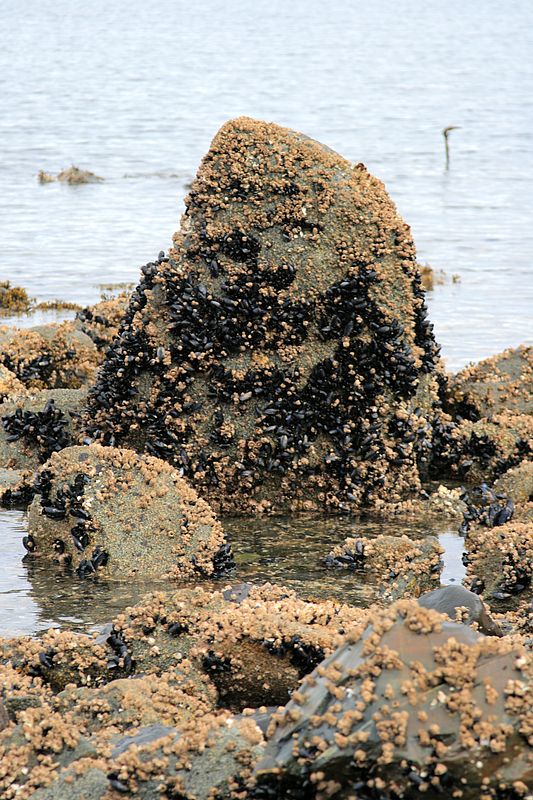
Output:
(0, 0), (530, 637)
(1, 0), (531, 371)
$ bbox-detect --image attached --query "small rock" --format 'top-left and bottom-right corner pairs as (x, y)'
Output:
(418, 584), (503, 636)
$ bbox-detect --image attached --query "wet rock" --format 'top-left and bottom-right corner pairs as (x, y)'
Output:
(418, 585), (503, 636)
(0, 389), (86, 471)
(465, 520), (532, 611)
(434, 410), (532, 483)
(0, 321), (99, 390)
(0, 364), (26, 402)
(55, 661), (217, 736)
(38, 165), (103, 184)
(253, 599), (532, 800)
(27, 444), (230, 581)
(448, 344), (533, 420)
(75, 293), (130, 353)
(84, 117), (442, 514)
(324, 533), (442, 600)
(27, 712), (264, 800)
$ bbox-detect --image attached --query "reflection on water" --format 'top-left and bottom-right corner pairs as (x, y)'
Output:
(0, 507), (464, 639)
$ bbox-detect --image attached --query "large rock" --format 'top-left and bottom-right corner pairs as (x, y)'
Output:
(253, 599), (532, 799)
(0, 389), (86, 471)
(448, 344), (532, 420)
(26, 444), (230, 580)
(84, 117), (442, 514)
(0, 321), (98, 390)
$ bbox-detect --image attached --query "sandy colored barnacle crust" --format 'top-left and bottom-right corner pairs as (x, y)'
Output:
(84, 117), (443, 514)
(0, 364), (26, 402)
(0, 322), (98, 390)
(26, 444), (230, 581)
(252, 599), (532, 800)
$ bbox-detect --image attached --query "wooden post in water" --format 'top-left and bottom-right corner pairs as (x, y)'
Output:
(443, 126), (460, 169)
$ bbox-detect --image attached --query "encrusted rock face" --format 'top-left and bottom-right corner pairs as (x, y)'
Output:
(0, 322), (98, 391)
(447, 345), (532, 419)
(324, 533), (443, 601)
(252, 600), (532, 800)
(84, 117), (441, 514)
(26, 444), (230, 580)
(75, 293), (130, 353)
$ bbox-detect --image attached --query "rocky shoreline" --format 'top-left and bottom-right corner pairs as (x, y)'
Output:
(0, 118), (531, 798)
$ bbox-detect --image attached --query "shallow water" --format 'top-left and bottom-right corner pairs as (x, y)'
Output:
(1, 0), (532, 370)
(0, 506), (465, 638)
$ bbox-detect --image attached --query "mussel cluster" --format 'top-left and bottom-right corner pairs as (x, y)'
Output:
(2, 398), (71, 464)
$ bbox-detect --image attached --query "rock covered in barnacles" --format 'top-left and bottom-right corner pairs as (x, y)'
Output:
(324, 533), (442, 600)
(0, 389), (86, 471)
(0, 584), (369, 708)
(106, 583), (369, 709)
(0, 322), (98, 390)
(0, 364), (26, 403)
(418, 585), (502, 636)
(252, 599), (532, 800)
(84, 117), (442, 514)
(464, 521), (532, 611)
(0, 654), (263, 800)
(75, 292), (130, 353)
(27, 444), (230, 580)
(447, 344), (533, 420)
(433, 409), (532, 483)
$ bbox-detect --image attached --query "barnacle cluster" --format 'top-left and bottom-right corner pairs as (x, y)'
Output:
(0, 322), (98, 390)
(26, 444), (231, 580)
(84, 117), (442, 514)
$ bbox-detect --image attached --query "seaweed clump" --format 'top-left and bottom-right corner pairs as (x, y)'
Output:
(84, 117), (443, 514)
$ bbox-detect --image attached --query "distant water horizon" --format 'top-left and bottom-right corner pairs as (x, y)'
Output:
(1, 0), (531, 371)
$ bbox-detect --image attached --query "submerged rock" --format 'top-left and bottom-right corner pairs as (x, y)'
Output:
(38, 165), (103, 184)
(448, 344), (533, 419)
(0, 322), (98, 390)
(418, 585), (503, 636)
(84, 117), (442, 514)
(324, 533), (442, 600)
(27, 444), (230, 581)
(253, 599), (532, 800)
(0, 389), (86, 471)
